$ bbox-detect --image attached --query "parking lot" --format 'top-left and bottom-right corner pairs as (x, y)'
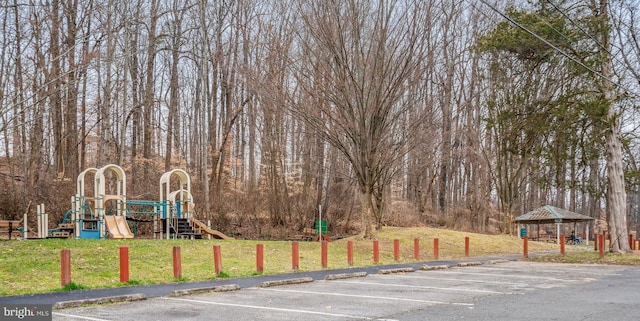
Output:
(52, 261), (640, 321)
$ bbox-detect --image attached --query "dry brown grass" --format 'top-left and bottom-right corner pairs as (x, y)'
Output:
(0, 226), (603, 296)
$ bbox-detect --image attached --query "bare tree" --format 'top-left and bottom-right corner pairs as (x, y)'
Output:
(596, 0), (629, 252)
(289, 0), (429, 237)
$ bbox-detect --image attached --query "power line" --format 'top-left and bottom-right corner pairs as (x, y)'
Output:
(544, 0), (612, 56)
(543, 0), (630, 73)
(475, 0), (622, 90)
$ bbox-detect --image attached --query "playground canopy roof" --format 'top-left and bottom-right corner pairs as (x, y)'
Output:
(514, 205), (595, 225)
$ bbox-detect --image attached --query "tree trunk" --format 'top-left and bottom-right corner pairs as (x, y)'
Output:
(598, 0), (629, 252)
(360, 187), (373, 239)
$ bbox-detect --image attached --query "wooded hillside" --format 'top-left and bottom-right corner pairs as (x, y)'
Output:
(1, 1), (639, 243)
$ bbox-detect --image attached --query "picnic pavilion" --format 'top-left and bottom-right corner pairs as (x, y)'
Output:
(514, 205), (595, 244)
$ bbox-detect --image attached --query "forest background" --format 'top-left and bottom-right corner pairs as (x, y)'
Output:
(1, 0), (640, 247)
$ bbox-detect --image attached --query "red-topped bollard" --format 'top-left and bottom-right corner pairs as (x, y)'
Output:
(213, 245), (222, 275)
(61, 249), (71, 287)
(292, 242), (299, 271)
(347, 241), (354, 266)
(598, 234), (605, 258)
(173, 246), (182, 279)
(464, 237), (470, 257)
(321, 241), (328, 268)
(393, 239), (400, 262)
(256, 244), (264, 273)
(120, 246), (129, 283)
(373, 240), (380, 264)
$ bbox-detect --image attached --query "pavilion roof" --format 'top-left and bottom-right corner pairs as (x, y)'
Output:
(514, 205), (595, 224)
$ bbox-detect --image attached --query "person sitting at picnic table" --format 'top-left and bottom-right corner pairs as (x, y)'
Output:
(570, 231), (582, 245)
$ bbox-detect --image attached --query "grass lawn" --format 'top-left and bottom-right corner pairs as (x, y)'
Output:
(0, 226), (622, 296)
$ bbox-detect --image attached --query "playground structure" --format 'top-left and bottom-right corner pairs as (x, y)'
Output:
(20, 164), (231, 240)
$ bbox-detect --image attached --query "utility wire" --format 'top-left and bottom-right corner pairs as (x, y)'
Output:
(475, 0), (622, 90)
(543, 0), (630, 72)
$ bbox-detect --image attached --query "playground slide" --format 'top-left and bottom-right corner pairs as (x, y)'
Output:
(105, 215), (134, 239)
(191, 219), (233, 240)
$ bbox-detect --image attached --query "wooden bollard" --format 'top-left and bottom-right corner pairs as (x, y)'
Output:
(347, 241), (354, 266)
(256, 244), (264, 273)
(292, 242), (299, 271)
(464, 237), (470, 257)
(629, 234), (634, 250)
(434, 238), (439, 260)
(213, 245), (222, 275)
(393, 239), (400, 262)
(414, 238), (420, 260)
(560, 235), (565, 256)
(120, 246), (129, 283)
(373, 240), (379, 264)
(61, 249), (71, 287)
(594, 233), (598, 251)
(173, 246), (182, 279)
(598, 234), (605, 258)
(523, 236), (528, 258)
(321, 241), (328, 268)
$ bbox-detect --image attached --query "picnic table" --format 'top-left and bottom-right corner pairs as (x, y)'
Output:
(0, 220), (23, 240)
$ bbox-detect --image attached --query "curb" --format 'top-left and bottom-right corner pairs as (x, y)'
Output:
(486, 259), (510, 264)
(169, 284), (240, 297)
(259, 277), (314, 288)
(54, 293), (146, 309)
(420, 264), (451, 270)
(378, 267), (415, 274)
(324, 272), (368, 280)
(456, 261), (483, 267)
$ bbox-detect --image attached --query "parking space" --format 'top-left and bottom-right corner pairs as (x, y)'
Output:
(52, 261), (635, 321)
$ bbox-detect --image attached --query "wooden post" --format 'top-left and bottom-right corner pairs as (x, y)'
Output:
(173, 246), (182, 279)
(523, 236), (528, 258)
(213, 245), (222, 275)
(256, 244), (264, 273)
(560, 235), (566, 256)
(321, 241), (328, 268)
(393, 239), (400, 262)
(347, 241), (354, 266)
(292, 242), (299, 271)
(373, 240), (379, 264)
(120, 246), (129, 283)
(434, 238), (439, 260)
(413, 239), (420, 261)
(598, 234), (605, 258)
(464, 237), (470, 257)
(61, 249), (71, 287)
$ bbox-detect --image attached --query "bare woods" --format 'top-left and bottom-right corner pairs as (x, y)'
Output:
(0, 1), (638, 243)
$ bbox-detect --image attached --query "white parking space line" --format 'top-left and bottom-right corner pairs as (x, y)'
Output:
(431, 270), (578, 282)
(164, 297), (372, 320)
(331, 280), (511, 294)
(53, 312), (114, 321)
(383, 273), (530, 286)
(464, 265), (622, 276)
(258, 287), (474, 306)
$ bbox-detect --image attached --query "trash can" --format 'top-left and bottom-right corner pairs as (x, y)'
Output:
(315, 220), (327, 236)
(520, 228), (527, 238)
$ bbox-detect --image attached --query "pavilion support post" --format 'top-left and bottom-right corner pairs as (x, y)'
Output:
(585, 224), (590, 246)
